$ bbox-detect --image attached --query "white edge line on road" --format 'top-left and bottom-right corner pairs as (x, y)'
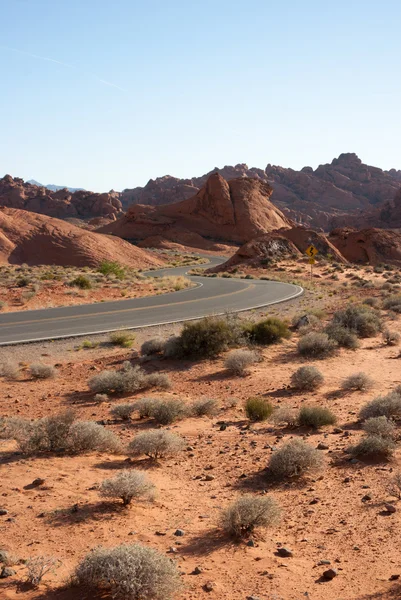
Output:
(0, 285), (303, 346)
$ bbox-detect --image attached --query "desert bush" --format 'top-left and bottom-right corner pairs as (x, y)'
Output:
(67, 421), (122, 454)
(70, 275), (92, 289)
(175, 315), (244, 358)
(359, 392), (401, 420)
(88, 369), (124, 394)
(162, 335), (181, 358)
(383, 295), (401, 313)
(151, 399), (187, 425)
(190, 398), (218, 417)
(29, 363), (57, 379)
(98, 261), (125, 279)
(94, 393), (108, 403)
(141, 338), (165, 356)
(220, 494), (280, 539)
(383, 328), (400, 346)
(325, 324), (359, 349)
(110, 403), (137, 421)
(348, 435), (395, 459)
(99, 470), (155, 506)
(290, 366), (324, 391)
(341, 372), (374, 392)
(245, 397), (273, 422)
(363, 416), (395, 438)
(224, 349), (259, 376)
(74, 543), (181, 600)
(332, 305), (381, 337)
(110, 330), (135, 348)
(388, 471), (401, 499)
(298, 405), (337, 428)
(134, 397), (161, 419)
(363, 297), (379, 307)
(144, 372), (172, 390)
(0, 360), (20, 379)
(128, 429), (185, 460)
(298, 332), (337, 358)
(25, 556), (61, 586)
(88, 364), (169, 395)
(245, 317), (291, 345)
(291, 313), (320, 331)
(271, 405), (298, 427)
(269, 438), (324, 479)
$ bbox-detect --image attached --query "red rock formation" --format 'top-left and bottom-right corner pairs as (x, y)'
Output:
(0, 207), (162, 268)
(100, 174), (292, 246)
(329, 227), (401, 266)
(0, 175), (123, 220)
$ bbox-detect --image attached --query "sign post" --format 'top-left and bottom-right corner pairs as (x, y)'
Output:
(305, 245), (319, 282)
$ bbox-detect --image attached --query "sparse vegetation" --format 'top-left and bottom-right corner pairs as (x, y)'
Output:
(325, 324), (360, 349)
(348, 435), (395, 459)
(220, 494), (280, 539)
(245, 317), (291, 345)
(151, 398), (187, 425)
(141, 338), (165, 356)
(245, 397), (273, 422)
(190, 398), (218, 417)
(332, 305), (381, 337)
(99, 470), (155, 506)
(271, 405), (298, 427)
(128, 430), (185, 460)
(109, 330), (135, 348)
(224, 349), (259, 376)
(298, 405), (337, 428)
(67, 421), (122, 454)
(359, 392), (401, 420)
(70, 275), (92, 289)
(341, 372), (374, 392)
(110, 403), (137, 421)
(0, 360), (20, 380)
(29, 363), (57, 379)
(383, 295), (401, 313)
(98, 261), (126, 279)
(298, 332), (337, 358)
(74, 543), (181, 600)
(25, 556), (61, 586)
(269, 438), (324, 479)
(175, 315), (244, 358)
(363, 416), (395, 438)
(88, 364), (170, 394)
(383, 328), (400, 346)
(291, 365), (324, 391)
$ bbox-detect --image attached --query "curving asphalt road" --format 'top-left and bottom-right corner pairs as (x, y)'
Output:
(0, 257), (303, 345)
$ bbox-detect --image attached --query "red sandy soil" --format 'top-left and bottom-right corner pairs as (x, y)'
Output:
(1, 277), (401, 600)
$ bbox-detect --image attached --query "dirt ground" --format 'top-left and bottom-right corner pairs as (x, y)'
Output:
(1, 261), (401, 600)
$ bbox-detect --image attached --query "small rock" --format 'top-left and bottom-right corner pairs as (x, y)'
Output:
(0, 510), (8, 516)
(174, 529), (185, 537)
(168, 547), (178, 553)
(309, 498), (320, 505)
(192, 566), (202, 575)
(318, 560), (331, 565)
(277, 547), (293, 557)
(333, 427), (343, 434)
(362, 494), (372, 502)
(204, 475), (215, 481)
(317, 443), (329, 450)
(204, 581), (215, 592)
(247, 596), (261, 600)
(247, 539), (255, 547)
(389, 574), (400, 581)
(31, 478), (45, 487)
(323, 568), (338, 580)
(385, 503), (397, 514)
(219, 424), (227, 431)
(155, 531), (166, 536)
(0, 567), (15, 578)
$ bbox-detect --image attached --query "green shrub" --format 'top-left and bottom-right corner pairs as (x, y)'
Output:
(298, 405), (337, 428)
(245, 397), (273, 422)
(151, 399), (187, 425)
(341, 372), (373, 391)
(245, 317), (291, 345)
(220, 495), (280, 539)
(176, 316), (243, 358)
(99, 470), (155, 506)
(128, 430), (185, 460)
(359, 392), (401, 420)
(348, 435), (395, 459)
(325, 324), (359, 349)
(109, 330), (135, 348)
(332, 305), (381, 337)
(70, 275), (92, 289)
(291, 366), (324, 391)
(269, 438), (324, 479)
(298, 332), (337, 358)
(383, 295), (401, 313)
(74, 543), (181, 600)
(98, 261), (126, 279)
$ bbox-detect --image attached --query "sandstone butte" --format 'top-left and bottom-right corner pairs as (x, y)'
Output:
(98, 173), (293, 245)
(0, 174), (123, 220)
(0, 207), (162, 268)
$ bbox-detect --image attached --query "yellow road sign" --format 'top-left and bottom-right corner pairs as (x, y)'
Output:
(305, 244), (319, 257)
(308, 258), (316, 265)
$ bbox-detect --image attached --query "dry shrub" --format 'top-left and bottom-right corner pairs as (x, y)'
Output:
(88, 364), (170, 395)
(74, 543), (181, 600)
(190, 398), (219, 417)
(162, 335), (181, 359)
(388, 471), (401, 498)
(134, 398), (161, 419)
(109, 330), (135, 348)
(332, 305), (381, 337)
(383, 295), (401, 313)
(325, 324), (359, 349)
(0, 361), (20, 380)
(29, 363), (57, 379)
(141, 338), (165, 356)
(298, 332), (337, 358)
(67, 421), (122, 454)
(151, 399), (187, 425)
(271, 405), (298, 427)
(220, 494), (280, 539)
(110, 403), (137, 421)
(245, 397), (273, 422)
(25, 556), (61, 586)
(269, 439), (324, 479)
(383, 328), (400, 346)
(128, 429), (185, 460)
(348, 435), (395, 459)
(341, 372), (374, 392)
(245, 317), (291, 345)
(94, 393), (108, 403)
(290, 366), (324, 391)
(363, 416), (395, 438)
(359, 392), (401, 420)
(298, 405), (337, 428)
(224, 349), (259, 376)
(99, 470), (155, 506)
(145, 372), (171, 390)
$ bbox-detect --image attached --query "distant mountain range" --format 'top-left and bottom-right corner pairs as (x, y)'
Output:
(27, 179), (85, 193)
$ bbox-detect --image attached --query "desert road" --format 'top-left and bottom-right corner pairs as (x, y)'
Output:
(0, 257), (303, 345)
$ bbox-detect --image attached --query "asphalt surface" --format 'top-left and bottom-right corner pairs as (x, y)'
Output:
(0, 257), (303, 345)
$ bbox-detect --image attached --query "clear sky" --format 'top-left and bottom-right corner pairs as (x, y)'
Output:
(1, 0), (400, 192)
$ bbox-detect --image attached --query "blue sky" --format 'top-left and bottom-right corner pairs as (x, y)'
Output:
(1, 0), (400, 191)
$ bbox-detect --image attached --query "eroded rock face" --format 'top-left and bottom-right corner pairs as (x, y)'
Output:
(0, 176), (123, 219)
(0, 207), (162, 268)
(329, 227), (401, 266)
(100, 174), (292, 246)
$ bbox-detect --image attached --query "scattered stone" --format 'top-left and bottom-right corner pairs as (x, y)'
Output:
(384, 503), (397, 514)
(174, 529), (185, 537)
(204, 475), (215, 481)
(277, 547), (293, 557)
(389, 574), (400, 581)
(0, 510), (8, 516)
(317, 443), (329, 450)
(323, 568), (338, 580)
(362, 494), (372, 502)
(204, 581), (215, 592)
(192, 566), (202, 575)
(0, 567), (15, 578)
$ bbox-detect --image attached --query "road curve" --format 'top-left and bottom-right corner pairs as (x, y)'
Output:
(0, 257), (303, 345)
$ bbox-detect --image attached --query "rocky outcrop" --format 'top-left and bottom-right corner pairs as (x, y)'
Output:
(329, 227), (401, 266)
(100, 174), (292, 246)
(121, 154), (401, 229)
(0, 207), (162, 268)
(0, 175), (123, 220)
